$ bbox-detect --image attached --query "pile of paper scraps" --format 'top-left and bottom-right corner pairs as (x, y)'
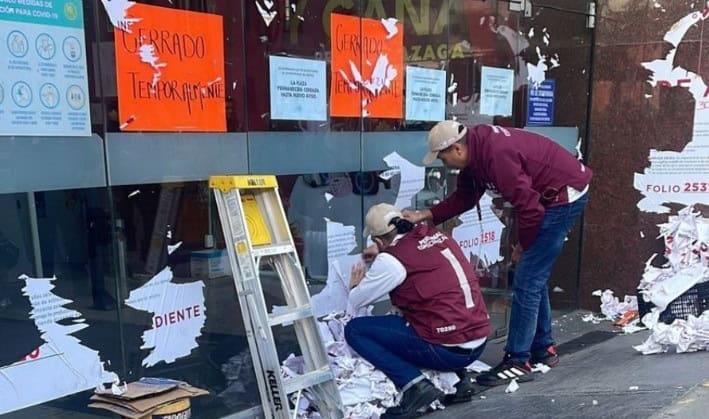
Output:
(281, 312), (488, 419)
(583, 289), (640, 333)
(635, 206), (709, 354)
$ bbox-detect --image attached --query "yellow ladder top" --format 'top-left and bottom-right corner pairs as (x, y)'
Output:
(209, 175), (278, 192)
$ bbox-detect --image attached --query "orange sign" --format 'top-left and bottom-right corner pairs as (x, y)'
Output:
(114, 4), (226, 132)
(330, 14), (404, 119)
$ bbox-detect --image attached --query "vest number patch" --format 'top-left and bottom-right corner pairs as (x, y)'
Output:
(440, 248), (475, 309)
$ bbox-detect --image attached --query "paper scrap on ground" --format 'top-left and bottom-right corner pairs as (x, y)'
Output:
(0, 276), (118, 415)
(452, 195), (505, 266)
(635, 310), (709, 355)
(383, 152), (425, 210)
(466, 360), (491, 373)
(505, 379), (519, 394)
(282, 313), (457, 418)
(125, 262), (206, 367)
(592, 289), (638, 320)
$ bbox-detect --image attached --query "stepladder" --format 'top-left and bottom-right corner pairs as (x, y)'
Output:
(209, 175), (343, 419)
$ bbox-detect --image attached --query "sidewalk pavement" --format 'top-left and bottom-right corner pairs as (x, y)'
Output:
(430, 310), (709, 419)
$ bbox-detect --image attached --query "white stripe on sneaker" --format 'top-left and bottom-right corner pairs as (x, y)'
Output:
(510, 368), (526, 376)
(503, 370), (516, 379)
(497, 372), (508, 379)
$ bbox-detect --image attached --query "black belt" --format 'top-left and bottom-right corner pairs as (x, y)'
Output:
(443, 345), (474, 355)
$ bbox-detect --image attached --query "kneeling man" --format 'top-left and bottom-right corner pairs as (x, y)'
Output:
(345, 204), (491, 418)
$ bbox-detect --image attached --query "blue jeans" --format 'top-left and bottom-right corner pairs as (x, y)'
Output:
(344, 315), (486, 390)
(505, 194), (589, 362)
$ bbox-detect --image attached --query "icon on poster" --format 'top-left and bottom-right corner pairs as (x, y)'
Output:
(62, 36), (81, 62)
(64, 1), (79, 21)
(35, 33), (56, 60)
(40, 83), (60, 109)
(7, 30), (29, 58)
(12, 82), (33, 108)
(66, 85), (85, 110)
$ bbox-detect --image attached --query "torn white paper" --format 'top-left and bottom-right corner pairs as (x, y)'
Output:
(383, 152), (425, 210)
(283, 313), (458, 418)
(505, 379), (519, 393)
(452, 195), (505, 266)
(0, 276), (118, 415)
(381, 18), (399, 40)
(125, 264), (206, 367)
(138, 42), (167, 88)
(635, 310), (709, 355)
(466, 360), (491, 373)
(100, 0), (141, 33)
(635, 10), (709, 213)
(255, 0), (277, 27)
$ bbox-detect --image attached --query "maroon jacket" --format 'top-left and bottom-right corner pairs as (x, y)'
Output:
(385, 224), (491, 345)
(430, 125), (592, 250)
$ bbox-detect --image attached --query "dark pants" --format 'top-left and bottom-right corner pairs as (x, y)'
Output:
(344, 315), (486, 390)
(505, 194), (589, 362)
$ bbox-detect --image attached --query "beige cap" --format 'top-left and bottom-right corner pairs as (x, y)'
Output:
(363, 203), (402, 238)
(423, 120), (468, 165)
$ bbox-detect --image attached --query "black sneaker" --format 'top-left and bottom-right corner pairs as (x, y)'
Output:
(476, 357), (534, 387)
(382, 379), (443, 419)
(531, 345), (559, 368)
(444, 369), (478, 405)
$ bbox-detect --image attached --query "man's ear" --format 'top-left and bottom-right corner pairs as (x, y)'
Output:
(374, 237), (385, 249)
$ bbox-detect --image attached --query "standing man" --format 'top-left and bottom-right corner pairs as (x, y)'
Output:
(345, 203), (490, 418)
(404, 122), (591, 387)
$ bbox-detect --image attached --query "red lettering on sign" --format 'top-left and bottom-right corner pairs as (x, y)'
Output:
(152, 305), (202, 329)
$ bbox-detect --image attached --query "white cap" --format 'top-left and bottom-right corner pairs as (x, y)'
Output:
(423, 120), (468, 165)
(363, 203), (402, 238)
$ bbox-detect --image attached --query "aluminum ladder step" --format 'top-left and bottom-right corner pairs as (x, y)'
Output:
(268, 305), (313, 327)
(283, 366), (336, 395)
(252, 243), (295, 257)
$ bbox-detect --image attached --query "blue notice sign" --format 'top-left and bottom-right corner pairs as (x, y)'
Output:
(526, 79), (555, 126)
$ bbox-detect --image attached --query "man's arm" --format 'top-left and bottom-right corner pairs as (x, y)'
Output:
(429, 169), (485, 225)
(491, 150), (545, 250)
(347, 253), (406, 313)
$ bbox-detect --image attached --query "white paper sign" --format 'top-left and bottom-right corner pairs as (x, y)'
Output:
(125, 266), (206, 367)
(405, 66), (446, 122)
(635, 10), (709, 213)
(269, 55), (327, 121)
(383, 152), (425, 210)
(452, 195), (505, 266)
(480, 66), (514, 117)
(0, 276), (118, 415)
(0, 1), (91, 136)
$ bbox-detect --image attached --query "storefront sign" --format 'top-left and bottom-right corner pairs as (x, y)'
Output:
(526, 79), (555, 126)
(0, 0), (91, 136)
(480, 66), (514, 117)
(330, 14), (403, 119)
(114, 4), (226, 132)
(405, 66), (446, 122)
(269, 56), (327, 121)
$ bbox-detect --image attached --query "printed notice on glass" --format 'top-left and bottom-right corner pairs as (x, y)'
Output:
(480, 66), (514, 117)
(0, 0), (91, 136)
(405, 66), (446, 122)
(269, 56), (327, 121)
